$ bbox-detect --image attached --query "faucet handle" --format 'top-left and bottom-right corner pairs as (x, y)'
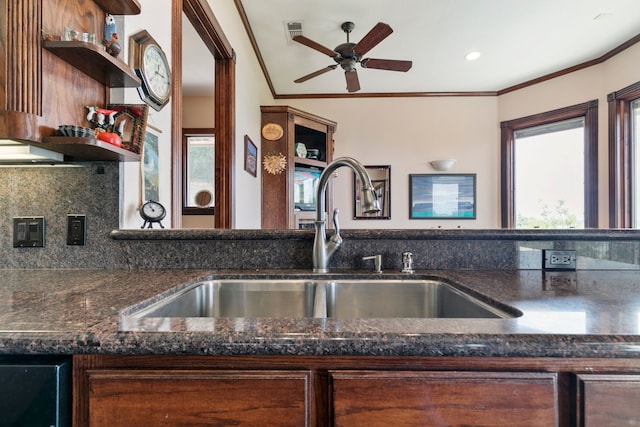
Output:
(402, 251), (415, 274)
(363, 255), (383, 273)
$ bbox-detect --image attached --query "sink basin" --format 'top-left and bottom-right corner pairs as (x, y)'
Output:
(131, 280), (317, 318)
(123, 279), (514, 320)
(324, 280), (509, 319)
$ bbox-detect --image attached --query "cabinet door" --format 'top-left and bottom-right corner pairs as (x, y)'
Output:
(330, 370), (563, 427)
(577, 374), (640, 426)
(87, 369), (311, 426)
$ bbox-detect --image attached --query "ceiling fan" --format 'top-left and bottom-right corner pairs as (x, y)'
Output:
(293, 21), (413, 93)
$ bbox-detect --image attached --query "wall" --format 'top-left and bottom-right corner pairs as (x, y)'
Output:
(280, 43), (640, 230)
(207, 0), (274, 229)
(117, 0), (174, 229)
(498, 42), (640, 228)
(286, 97), (499, 229)
(182, 95), (216, 229)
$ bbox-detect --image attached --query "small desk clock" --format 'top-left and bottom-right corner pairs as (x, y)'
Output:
(140, 200), (166, 229)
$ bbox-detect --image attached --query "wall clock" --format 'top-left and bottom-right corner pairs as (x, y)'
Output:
(129, 30), (172, 111)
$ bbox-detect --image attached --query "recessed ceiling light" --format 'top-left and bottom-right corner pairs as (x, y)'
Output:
(465, 51), (481, 61)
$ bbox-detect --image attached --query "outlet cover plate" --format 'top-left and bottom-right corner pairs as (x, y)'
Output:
(543, 249), (576, 270)
(67, 215), (86, 245)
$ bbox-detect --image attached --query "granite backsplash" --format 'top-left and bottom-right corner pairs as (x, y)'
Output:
(1, 163), (639, 270)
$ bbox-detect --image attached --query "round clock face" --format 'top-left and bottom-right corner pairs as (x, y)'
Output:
(143, 44), (171, 100)
(140, 200), (166, 221)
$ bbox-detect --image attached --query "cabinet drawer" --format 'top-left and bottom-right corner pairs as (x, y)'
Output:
(330, 370), (562, 427)
(577, 374), (640, 427)
(87, 369), (311, 426)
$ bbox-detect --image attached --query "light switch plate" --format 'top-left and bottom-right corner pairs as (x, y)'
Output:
(13, 216), (45, 247)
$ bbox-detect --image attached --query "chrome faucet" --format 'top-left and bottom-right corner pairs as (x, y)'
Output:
(313, 157), (381, 273)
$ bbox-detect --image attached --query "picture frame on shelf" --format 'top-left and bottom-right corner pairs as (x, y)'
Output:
(409, 174), (476, 219)
(244, 135), (258, 177)
(106, 104), (149, 154)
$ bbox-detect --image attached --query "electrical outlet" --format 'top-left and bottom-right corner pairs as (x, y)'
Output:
(67, 215), (86, 245)
(13, 216), (45, 247)
(543, 249), (576, 270)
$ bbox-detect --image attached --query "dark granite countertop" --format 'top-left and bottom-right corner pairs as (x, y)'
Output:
(1, 269), (640, 358)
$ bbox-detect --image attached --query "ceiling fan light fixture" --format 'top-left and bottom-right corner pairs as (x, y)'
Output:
(465, 51), (481, 61)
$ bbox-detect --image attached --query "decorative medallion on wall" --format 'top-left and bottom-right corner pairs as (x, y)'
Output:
(261, 123), (284, 141)
(263, 152), (287, 175)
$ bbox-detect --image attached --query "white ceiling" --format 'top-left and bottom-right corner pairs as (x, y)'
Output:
(213, 0), (640, 96)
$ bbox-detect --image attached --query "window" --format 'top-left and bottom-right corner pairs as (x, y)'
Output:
(609, 81), (640, 228)
(501, 101), (598, 228)
(182, 128), (215, 215)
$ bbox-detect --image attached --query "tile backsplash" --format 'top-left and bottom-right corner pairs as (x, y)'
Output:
(2, 163), (640, 271)
(0, 162), (120, 268)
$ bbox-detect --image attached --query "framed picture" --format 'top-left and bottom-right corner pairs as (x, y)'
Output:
(244, 135), (258, 177)
(142, 125), (161, 202)
(106, 104), (149, 154)
(409, 174), (476, 219)
(354, 165), (391, 219)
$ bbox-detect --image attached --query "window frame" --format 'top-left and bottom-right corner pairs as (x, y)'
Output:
(608, 81), (640, 228)
(182, 128), (215, 216)
(500, 100), (599, 228)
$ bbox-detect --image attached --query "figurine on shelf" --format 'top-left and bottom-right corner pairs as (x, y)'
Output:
(86, 106), (119, 129)
(95, 129), (122, 147)
(104, 33), (121, 57)
(103, 14), (117, 43)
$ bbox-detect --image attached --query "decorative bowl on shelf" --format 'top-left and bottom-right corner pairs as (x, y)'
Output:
(57, 125), (94, 138)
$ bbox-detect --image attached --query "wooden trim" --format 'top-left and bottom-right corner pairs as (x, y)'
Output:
(233, 0), (276, 97)
(608, 80), (640, 228)
(214, 57), (235, 228)
(184, 0), (232, 60)
(500, 100), (599, 228)
(3, 0), (42, 114)
(177, 0), (235, 229)
(500, 34), (640, 96)
(228, 5), (640, 99)
(181, 128), (215, 215)
(171, 1), (183, 228)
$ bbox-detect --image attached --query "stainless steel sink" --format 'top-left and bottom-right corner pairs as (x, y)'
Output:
(323, 280), (510, 319)
(131, 280), (317, 318)
(124, 279), (514, 320)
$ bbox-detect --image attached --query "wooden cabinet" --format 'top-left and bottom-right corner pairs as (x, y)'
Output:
(85, 369), (312, 426)
(330, 370), (564, 427)
(260, 106), (336, 229)
(0, 0), (142, 161)
(577, 374), (640, 426)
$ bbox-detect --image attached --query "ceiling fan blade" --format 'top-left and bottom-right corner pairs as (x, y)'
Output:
(292, 35), (338, 57)
(294, 65), (338, 83)
(345, 70), (360, 93)
(353, 22), (393, 56)
(361, 58), (412, 72)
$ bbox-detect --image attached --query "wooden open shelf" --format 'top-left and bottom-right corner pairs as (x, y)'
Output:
(94, 0), (141, 15)
(43, 41), (141, 88)
(40, 137), (141, 162)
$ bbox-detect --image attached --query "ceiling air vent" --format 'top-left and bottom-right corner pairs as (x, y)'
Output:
(285, 21), (303, 44)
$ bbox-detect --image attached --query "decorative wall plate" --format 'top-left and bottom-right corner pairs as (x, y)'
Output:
(261, 123), (284, 141)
